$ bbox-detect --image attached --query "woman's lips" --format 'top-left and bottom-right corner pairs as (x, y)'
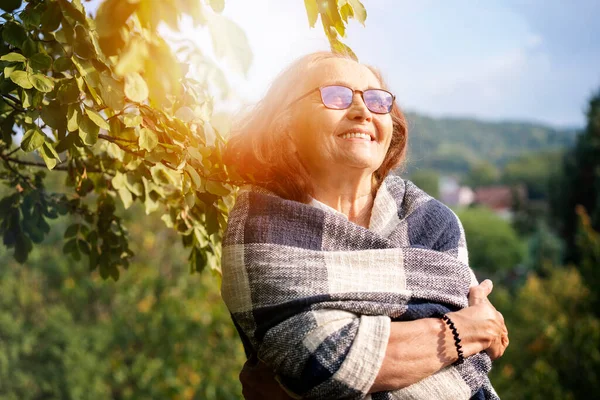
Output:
(338, 132), (375, 141)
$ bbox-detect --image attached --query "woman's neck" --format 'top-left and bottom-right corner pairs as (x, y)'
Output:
(310, 174), (375, 228)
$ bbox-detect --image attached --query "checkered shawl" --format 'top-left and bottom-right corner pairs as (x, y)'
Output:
(221, 175), (499, 400)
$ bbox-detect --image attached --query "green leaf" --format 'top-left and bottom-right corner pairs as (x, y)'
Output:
(0, 52), (27, 63)
(185, 165), (203, 190)
(304, 0), (319, 27)
(111, 171), (126, 190)
(347, 0), (367, 25)
(40, 1), (62, 32)
(206, 180), (230, 196)
(53, 56), (73, 72)
(40, 142), (59, 170)
(106, 142), (125, 161)
(63, 224), (81, 239)
(40, 102), (66, 129)
(340, 3), (353, 23)
(21, 37), (38, 58)
(208, 0), (225, 13)
(125, 174), (144, 196)
(4, 64), (18, 78)
(323, 0), (345, 37)
(9, 70), (32, 89)
(43, 141), (60, 159)
(21, 88), (34, 108)
(20, 129), (45, 152)
(79, 115), (99, 145)
(85, 108), (110, 130)
(138, 127), (158, 152)
(29, 53), (53, 71)
(175, 106), (195, 122)
(55, 131), (78, 153)
(208, 14), (253, 76)
(63, 238), (80, 260)
(124, 72), (149, 102)
(20, 3), (42, 28)
(14, 234), (32, 264)
(57, 80), (80, 104)
(2, 21), (27, 48)
(67, 104), (81, 132)
(29, 74), (54, 92)
(98, 72), (125, 111)
(95, 0), (138, 37)
(123, 114), (142, 127)
(115, 37), (148, 76)
(117, 186), (133, 209)
(0, 0), (22, 13)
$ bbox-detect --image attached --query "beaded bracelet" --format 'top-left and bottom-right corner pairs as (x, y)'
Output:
(441, 314), (465, 365)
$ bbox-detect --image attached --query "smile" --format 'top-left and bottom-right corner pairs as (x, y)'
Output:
(338, 132), (375, 141)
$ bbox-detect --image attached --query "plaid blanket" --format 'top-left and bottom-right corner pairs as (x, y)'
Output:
(221, 175), (500, 400)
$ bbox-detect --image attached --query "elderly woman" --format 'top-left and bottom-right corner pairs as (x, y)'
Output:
(221, 52), (508, 400)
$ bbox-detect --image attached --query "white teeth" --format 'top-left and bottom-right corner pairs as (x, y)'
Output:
(339, 132), (372, 140)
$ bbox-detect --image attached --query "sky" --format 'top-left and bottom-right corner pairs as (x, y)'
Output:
(82, 0), (600, 129)
(184, 0), (599, 129)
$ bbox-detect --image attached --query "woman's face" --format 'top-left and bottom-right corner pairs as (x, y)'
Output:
(287, 58), (394, 179)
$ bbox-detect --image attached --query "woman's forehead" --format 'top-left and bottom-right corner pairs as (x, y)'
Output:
(302, 58), (381, 91)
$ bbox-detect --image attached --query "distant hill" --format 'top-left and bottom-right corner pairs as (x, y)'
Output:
(402, 112), (578, 175)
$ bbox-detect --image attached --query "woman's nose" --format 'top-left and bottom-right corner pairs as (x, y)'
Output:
(346, 94), (372, 121)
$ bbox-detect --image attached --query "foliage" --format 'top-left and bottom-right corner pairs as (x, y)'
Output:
(0, 0), (367, 278)
(0, 203), (246, 400)
(490, 265), (600, 400)
(524, 219), (563, 275)
(463, 160), (500, 188)
(405, 112), (576, 175)
(549, 90), (600, 264)
(501, 150), (563, 200)
(575, 205), (600, 315)
(408, 168), (439, 198)
(490, 211), (600, 399)
(457, 206), (525, 278)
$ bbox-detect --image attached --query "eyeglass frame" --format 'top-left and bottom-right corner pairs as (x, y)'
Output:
(287, 85), (396, 115)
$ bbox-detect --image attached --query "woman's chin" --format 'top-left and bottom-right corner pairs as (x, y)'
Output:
(334, 154), (382, 172)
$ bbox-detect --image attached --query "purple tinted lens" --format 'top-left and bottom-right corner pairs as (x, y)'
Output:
(320, 86), (353, 109)
(364, 89), (393, 113)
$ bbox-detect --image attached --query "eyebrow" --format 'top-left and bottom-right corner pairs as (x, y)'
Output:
(322, 80), (382, 90)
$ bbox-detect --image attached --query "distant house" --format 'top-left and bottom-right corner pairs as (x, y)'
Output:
(440, 176), (475, 208)
(472, 185), (527, 220)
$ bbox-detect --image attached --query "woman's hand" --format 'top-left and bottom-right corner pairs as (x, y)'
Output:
(239, 357), (293, 400)
(446, 280), (509, 361)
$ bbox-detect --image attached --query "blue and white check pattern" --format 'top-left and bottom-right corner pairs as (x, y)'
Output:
(221, 176), (499, 400)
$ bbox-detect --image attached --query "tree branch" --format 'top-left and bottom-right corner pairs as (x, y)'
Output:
(99, 134), (142, 150)
(6, 147), (21, 157)
(0, 154), (103, 173)
(1, 94), (26, 112)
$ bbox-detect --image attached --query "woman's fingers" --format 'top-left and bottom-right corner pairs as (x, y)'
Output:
(468, 279), (493, 306)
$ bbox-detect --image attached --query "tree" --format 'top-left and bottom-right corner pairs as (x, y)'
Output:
(457, 206), (525, 278)
(464, 160), (499, 188)
(502, 150), (563, 200)
(489, 211), (600, 399)
(409, 168), (439, 198)
(0, 0), (368, 278)
(550, 89), (600, 264)
(0, 201), (247, 399)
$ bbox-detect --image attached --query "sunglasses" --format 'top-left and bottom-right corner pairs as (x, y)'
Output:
(290, 85), (396, 114)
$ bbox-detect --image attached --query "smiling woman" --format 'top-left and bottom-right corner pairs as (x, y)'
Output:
(224, 52), (407, 205)
(221, 51), (507, 400)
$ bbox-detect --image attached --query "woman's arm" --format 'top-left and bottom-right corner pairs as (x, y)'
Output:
(369, 280), (508, 393)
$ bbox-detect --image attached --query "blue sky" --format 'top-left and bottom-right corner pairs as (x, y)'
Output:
(211, 0), (599, 128)
(84, 0), (599, 128)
